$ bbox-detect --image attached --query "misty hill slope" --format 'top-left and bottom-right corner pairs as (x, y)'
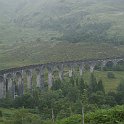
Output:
(0, 0), (124, 43)
(0, 0), (124, 69)
(0, 41), (124, 69)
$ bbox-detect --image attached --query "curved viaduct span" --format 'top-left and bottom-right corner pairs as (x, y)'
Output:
(0, 56), (124, 99)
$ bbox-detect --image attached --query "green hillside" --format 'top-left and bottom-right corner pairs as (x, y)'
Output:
(0, 42), (124, 70)
(0, 0), (124, 69)
(0, 0), (124, 44)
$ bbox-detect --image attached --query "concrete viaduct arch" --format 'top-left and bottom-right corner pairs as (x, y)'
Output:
(0, 56), (124, 99)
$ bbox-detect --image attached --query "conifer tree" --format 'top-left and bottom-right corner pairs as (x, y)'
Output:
(52, 79), (62, 90)
(69, 77), (75, 86)
(97, 79), (105, 93)
(76, 77), (79, 86)
(89, 73), (97, 93)
(79, 77), (85, 94)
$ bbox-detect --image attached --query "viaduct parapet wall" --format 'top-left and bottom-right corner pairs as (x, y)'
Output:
(0, 56), (124, 99)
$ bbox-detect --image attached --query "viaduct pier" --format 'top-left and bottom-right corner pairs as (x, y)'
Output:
(0, 56), (124, 98)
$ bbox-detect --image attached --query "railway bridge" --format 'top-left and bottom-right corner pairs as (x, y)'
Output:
(0, 56), (124, 98)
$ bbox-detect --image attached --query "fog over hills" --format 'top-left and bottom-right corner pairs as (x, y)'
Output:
(0, 0), (124, 69)
(0, 0), (124, 43)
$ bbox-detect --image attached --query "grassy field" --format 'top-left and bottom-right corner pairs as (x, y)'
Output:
(0, 108), (39, 124)
(60, 70), (124, 93)
(0, 108), (15, 124)
(82, 71), (124, 92)
(0, 42), (124, 70)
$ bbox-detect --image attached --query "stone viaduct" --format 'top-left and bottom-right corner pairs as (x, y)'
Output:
(0, 56), (124, 99)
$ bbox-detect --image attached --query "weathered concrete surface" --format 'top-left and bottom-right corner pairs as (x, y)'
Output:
(0, 56), (123, 98)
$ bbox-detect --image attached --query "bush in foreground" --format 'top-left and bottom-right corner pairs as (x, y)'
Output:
(56, 105), (124, 124)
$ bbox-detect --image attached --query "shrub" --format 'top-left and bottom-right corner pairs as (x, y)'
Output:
(56, 105), (124, 124)
(13, 108), (42, 124)
(107, 72), (115, 79)
(0, 110), (2, 117)
(56, 114), (82, 124)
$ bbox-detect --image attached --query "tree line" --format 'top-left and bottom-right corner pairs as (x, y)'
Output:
(0, 73), (124, 120)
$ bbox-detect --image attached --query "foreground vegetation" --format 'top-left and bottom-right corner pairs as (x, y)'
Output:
(56, 105), (124, 124)
(0, 105), (124, 124)
(0, 70), (124, 124)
